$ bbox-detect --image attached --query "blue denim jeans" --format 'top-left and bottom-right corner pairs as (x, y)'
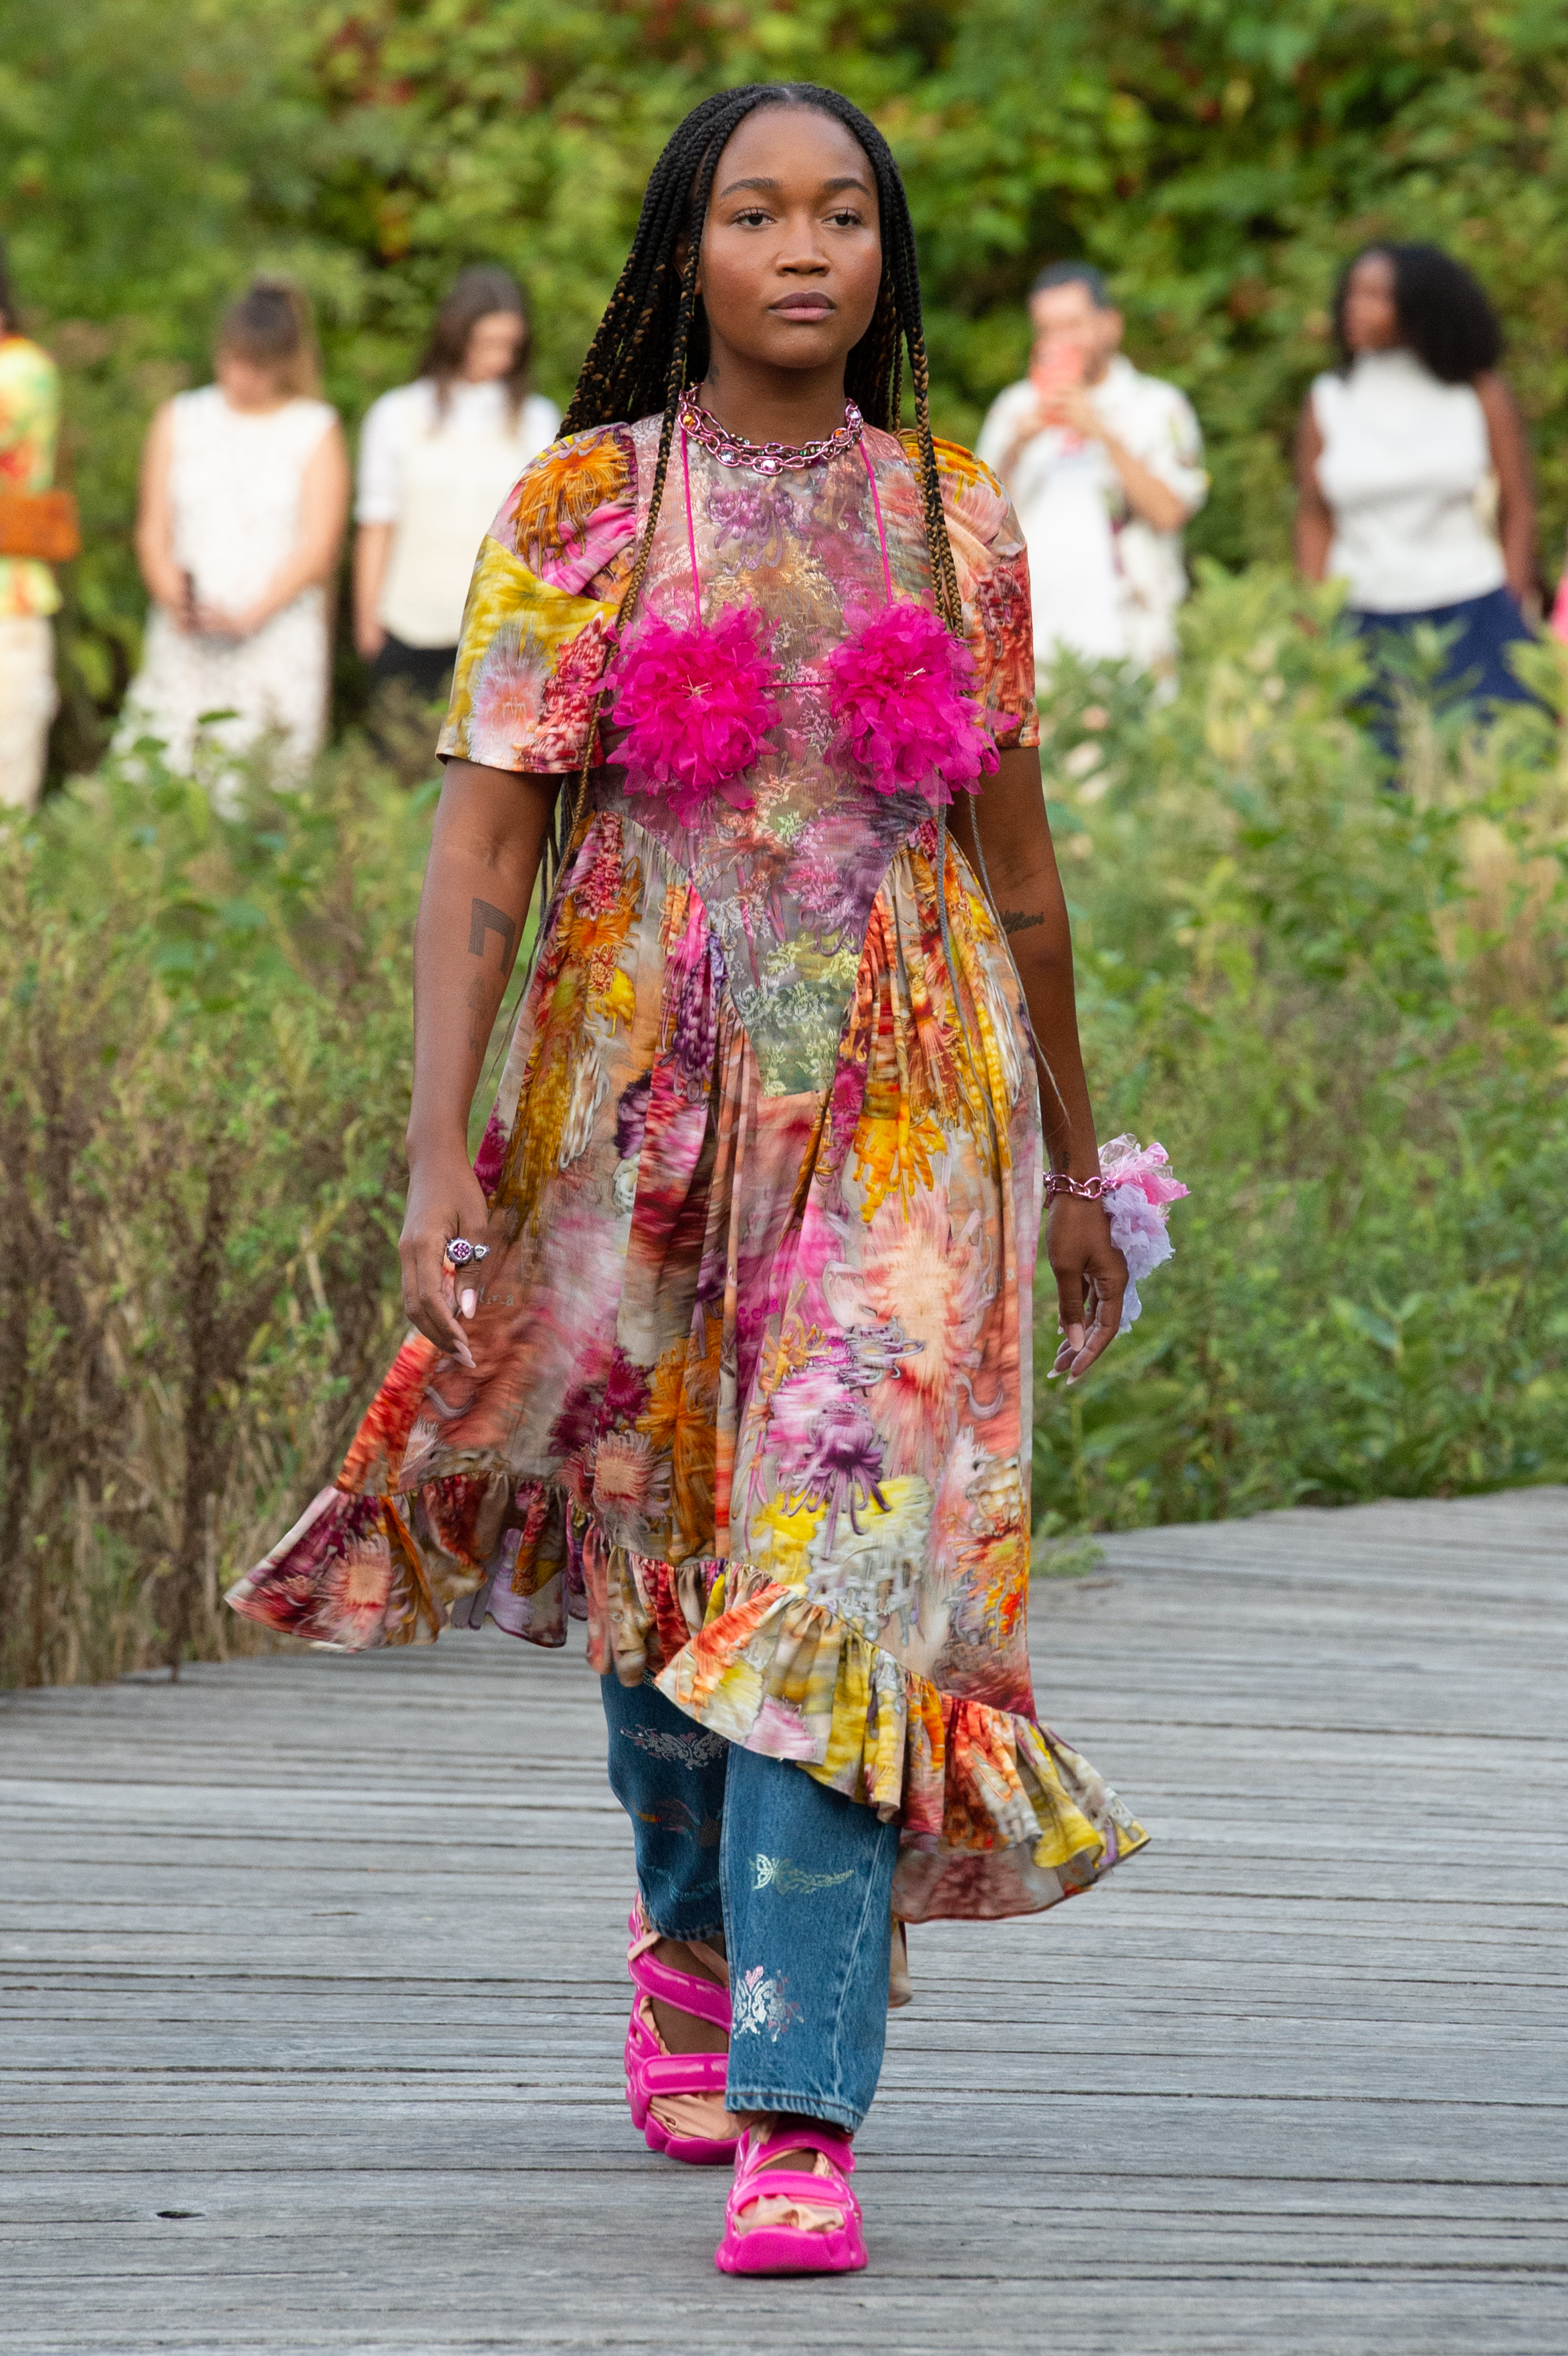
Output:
(602, 1671), (898, 2133)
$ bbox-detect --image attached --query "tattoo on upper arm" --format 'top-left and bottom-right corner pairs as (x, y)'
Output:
(468, 899), (518, 965)
(1001, 909), (1044, 936)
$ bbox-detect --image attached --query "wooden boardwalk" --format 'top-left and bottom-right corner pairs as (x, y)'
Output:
(3, 1487), (1565, 2353)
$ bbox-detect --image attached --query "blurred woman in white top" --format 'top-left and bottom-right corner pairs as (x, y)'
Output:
(124, 279), (350, 791)
(353, 267), (560, 702)
(1295, 243), (1536, 727)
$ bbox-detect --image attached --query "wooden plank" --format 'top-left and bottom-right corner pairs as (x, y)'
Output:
(1, 1488), (1565, 2352)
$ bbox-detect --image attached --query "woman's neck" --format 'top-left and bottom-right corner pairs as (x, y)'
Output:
(219, 389), (290, 416)
(696, 349), (851, 447)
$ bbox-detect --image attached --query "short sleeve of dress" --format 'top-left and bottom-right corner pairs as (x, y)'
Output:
(437, 423), (639, 776)
(905, 433), (1040, 754)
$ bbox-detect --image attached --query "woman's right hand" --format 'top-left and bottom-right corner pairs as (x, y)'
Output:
(356, 617), (387, 662)
(399, 1145), (492, 1371)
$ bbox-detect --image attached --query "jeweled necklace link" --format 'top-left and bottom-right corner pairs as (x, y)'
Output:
(678, 385), (864, 475)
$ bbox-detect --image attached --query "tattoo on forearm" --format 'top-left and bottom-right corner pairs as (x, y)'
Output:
(468, 898), (517, 965)
(1001, 909), (1044, 936)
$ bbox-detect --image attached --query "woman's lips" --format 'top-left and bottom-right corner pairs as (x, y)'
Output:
(772, 298), (834, 319)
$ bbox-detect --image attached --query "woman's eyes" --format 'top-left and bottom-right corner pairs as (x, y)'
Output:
(727, 207), (869, 229)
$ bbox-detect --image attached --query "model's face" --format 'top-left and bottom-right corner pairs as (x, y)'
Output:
(695, 105), (884, 379)
(1028, 281), (1122, 377)
(1343, 252), (1400, 352)
(463, 310), (526, 383)
(216, 350), (290, 410)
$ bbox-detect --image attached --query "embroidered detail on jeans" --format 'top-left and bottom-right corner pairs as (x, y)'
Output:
(622, 1725), (727, 1770)
(732, 1965), (803, 2042)
(635, 1797), (723, 1848)
(752, 1853), (855, 1897)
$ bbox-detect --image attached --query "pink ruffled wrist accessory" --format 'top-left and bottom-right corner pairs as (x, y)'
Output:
(1048, 1136), (1189, 1333)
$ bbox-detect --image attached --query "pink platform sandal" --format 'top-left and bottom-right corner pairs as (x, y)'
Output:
(713, 2121), (867, 2276)
(624, 1903), (740, 2167)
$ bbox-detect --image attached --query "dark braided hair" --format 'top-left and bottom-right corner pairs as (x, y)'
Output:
(560, 83), (962, 640)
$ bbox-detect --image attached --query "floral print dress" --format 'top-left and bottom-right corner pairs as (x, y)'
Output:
(229, 414), (1147, 1924)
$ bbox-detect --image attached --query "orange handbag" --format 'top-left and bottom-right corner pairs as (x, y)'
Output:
(0, 488), (81, 562)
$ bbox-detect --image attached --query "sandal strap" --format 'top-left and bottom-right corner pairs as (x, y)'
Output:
(640, 2049), (729, 2095)
(733, 2123), (856, 2202)
(750, 2123), (854, 2173)
(627, 1905), (730, 1984)
(685, 1937), (730, 1984)
(627, 1904), (732, 2029)
(732, 2167), (849, 2209)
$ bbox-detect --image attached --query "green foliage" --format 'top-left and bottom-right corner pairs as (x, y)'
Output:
(5, 0), (1568, 764)
(5, 574), (1566, 1679)
(1032, 568), (1568, 1530)
(0, 744), (431, 1685)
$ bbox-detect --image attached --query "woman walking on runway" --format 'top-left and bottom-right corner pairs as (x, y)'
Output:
(233, 82), (1174, 2276)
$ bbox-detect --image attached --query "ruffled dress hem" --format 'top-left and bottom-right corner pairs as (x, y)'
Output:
(225, 1462), (1147, 1927)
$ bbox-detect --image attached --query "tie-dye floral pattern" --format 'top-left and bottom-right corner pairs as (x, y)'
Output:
(228, 413), (1147, 1925)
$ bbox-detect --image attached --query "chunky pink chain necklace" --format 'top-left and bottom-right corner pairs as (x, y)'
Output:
(677, 385), (864, 476)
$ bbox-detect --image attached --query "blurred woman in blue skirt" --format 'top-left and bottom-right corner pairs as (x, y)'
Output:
(1295, 243), (1538, 745)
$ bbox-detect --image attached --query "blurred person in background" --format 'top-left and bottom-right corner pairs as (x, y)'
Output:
(977, 262), (1208, 682)
(0, 243), (66, 811)
(121, 278), (349, 790)
(1295, 243), (1536, 726)
(353, 266), (560, 704)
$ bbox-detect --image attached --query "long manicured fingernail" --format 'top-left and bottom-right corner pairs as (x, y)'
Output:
(460, 1287), (477, 1319)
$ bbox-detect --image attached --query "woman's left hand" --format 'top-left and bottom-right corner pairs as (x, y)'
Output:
(1046, 1194), (1128, 1384)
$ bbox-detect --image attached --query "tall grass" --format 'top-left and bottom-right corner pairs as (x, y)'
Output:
(3, 570), (1567, 1682)
(0, 745), (431, 1685)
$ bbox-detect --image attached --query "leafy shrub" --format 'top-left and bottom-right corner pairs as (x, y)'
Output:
(1033, 564), (1568, 1532)
(6, 0), (1568, 766)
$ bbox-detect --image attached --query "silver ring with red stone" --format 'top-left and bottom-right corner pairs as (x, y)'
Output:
(444, 1237), (489, 1269)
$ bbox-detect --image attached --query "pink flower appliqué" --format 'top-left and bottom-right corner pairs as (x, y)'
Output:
(608, 607), (781, 827)
(825, 601), (998, 805)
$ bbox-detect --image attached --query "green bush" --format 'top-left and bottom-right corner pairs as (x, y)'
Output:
(3, 571), (1566, 1682)
(0, 744), (433, 1685)
(5, 0), (1568, 768)
(1032, 566), (1568, 1534)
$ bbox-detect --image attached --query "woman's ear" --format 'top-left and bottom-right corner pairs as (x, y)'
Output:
(675, 234), (700, 298)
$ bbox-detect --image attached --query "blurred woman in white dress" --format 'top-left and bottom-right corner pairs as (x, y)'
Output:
(122, 280), (350, 790)
(352, 267), (560, 704)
